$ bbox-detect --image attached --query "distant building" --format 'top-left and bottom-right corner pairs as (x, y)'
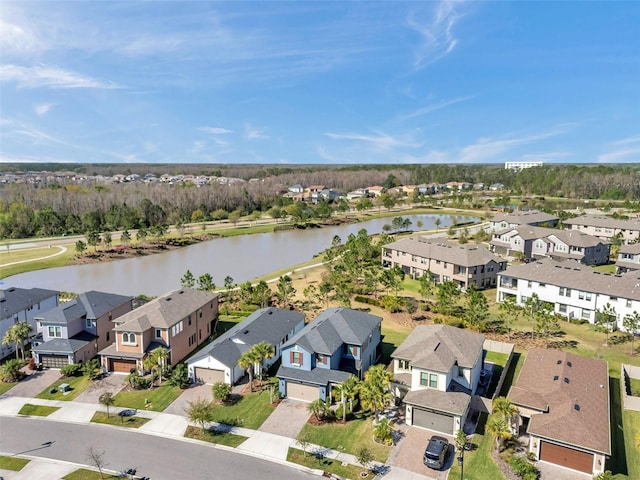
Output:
(505, 161), (543, 171)
(563, 215), (640, 244)
(490, 210), (559, 230)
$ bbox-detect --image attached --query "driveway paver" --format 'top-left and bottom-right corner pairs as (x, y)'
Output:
(73, 373), (126, 404)
(163, 382), (212, 415)
(4, 368), (61, 398)
(537, 460), (592, 480)
(388, 426), (453, 480)
(259, 398), (311, 438)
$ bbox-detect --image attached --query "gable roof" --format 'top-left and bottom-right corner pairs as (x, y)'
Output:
(284, 307), (381, 355)
(384, 237), (504, 267)
(492, 225), (608, 248)
(564, 214), (640, 231)
(619, 243), (640, 255)
(189, 307), (304, 367)
(0, 287), (58, 319)
(114, 288), (218, 332)
(403, 388), (471, 416)
(33, 330), (96, 354)
(37, 291), (132, 325)
(491, 210), (558, 226)
(508, 348), (610, 455)
(392, 325), (484, 372)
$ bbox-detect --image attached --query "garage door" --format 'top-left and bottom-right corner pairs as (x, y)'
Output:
(412, 408), (454, 434)
(110, 359), (137, 373)
(540, 441), (593, 474)
(194, 367), (225, 384)
(286, 382), (318, 402)
(40, 354), (68, 368)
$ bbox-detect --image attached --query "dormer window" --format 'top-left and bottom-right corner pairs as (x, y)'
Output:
(122, 332), (137, 346)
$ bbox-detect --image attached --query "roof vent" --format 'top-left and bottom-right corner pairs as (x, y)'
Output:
(243, 330), (249, 335)
(166, 297), (172, 301)
(574, 402), (580, 412)
(566, 361), (572, 367)
(553, 375), (559, 381)
(564, 377), (570, 384)
(557, 360), (562, 365)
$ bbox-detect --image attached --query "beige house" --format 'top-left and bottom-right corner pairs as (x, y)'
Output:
(490, 210), (559, 230)
(564, 215), (640, 244)
(509, 349), (610, 476)
(100, 288), (218, 373)
(616, 242), (640, 273)
(382, 237), (507, 289)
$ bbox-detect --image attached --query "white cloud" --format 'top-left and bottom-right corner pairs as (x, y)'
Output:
(199, 126), (233, 135)
(245, 125), (269, 140)
(1, 64), (121, 89)
(459, 129), (564, 163)
(596, 135), (640, 163)
(34, 103), (55, 116)
(399, 95), (473, 121)
(324, 131), (421, 151)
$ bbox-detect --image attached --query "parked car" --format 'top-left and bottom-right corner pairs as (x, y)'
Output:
(423, 435), (449, 470)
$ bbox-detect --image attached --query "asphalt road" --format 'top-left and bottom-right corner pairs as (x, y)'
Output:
(0, 417), (315, 480)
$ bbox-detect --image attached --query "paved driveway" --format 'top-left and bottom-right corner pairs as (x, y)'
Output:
(387, 426), (453, 480)
(3, 368), (60, 398)
(74, 373), (126, 404)
(259, 398), (310, 438)
(163, 382), (212, 415)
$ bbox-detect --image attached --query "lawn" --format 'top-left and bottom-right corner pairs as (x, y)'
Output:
(18, 403), (60, 416)
(380, 323), (411, 365)
(0, 455), (29, 471)
(210, 390), (275, 430)
(63, 469), (120, 480)
(297, 415), (392, 464)
(113, 383), (183, 412)
(629, 377), (640, 397)
(91, 411), (150, 428)
(184, 425), (247, 447)
(0, 381), (17, 395)
(1, 243), (77, 277)
(287, 448), (366, 479)
(484, 351), (509, 366)
(36, 375), (91, 401)
(620, 408), (640, 480)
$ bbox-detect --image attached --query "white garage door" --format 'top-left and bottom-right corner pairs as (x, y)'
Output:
(412, 408), (454, 434)
(194, 367), (225, 384)
(286, 382), (318, 402)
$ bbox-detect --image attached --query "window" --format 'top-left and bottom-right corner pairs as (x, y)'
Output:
(559, 287), (571, 297)
(48, 326), (62, 338)
(398, 359), (410, 370)
(198, 308), (202, 318)
(291, 351), (303, 366)
(316, 354), (327, 365)
(106, 332), (110, 342)
(420, 372), (429, 386)
(429, 373), (438, 388)
(171, 321), (184, 336)
(586, 292), (592, 301)
(579, 291), (585, 300)
(122, 332), (136, 345)
(627, 300), (632, 308)
(558, 304), (567, 314)
(188, 314), (192, 326)
(86, 318), (92, 328)
(155, 329), (162, 339)
(343, 344), (359, 356)
(539, 283), (546, 288)
(528, 281), (532, 288)
(581, 309), (591, 321)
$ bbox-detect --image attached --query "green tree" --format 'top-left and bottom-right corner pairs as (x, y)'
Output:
(596, 303), (617, 347)
(594, 471), (615, 480)
(524, 293), (542, 340)
(223, 275), (235, 314)
(228, 209), (242, 226)
(121, 229), (131, 246)
(251, 341), (275, 386)
(2, 321), (32, 360)
(87, 231), (101, 252)
(0, 358), (23, 382)
(144, 347), (169, 386)
(434, 218), (442, 231)
(360, 364), (392, 422)
(436, 281), (460, 316)
(197, 273), (215, 291)
(623, 312), (640, 355)
(486, 413), (511, 452)
(498, 295), (520, 341)
(373, 417), (394, 445)
(418, 271), (435, 305)
(276, 275), (296, 307)
(341, 375), (360, 415)
(180, 270), (196, 289)
(455, 428), (469, 455)
(492, 396), (518, 433)
(167, 363), (190, 388)
(102, 231), (112, 250)
(252, 281), (272, 308)
(99, 392), (115, 418)
(356, 446), (373, 471)
(238, 349), (260, 392)
(83, 358), (102, 380)
(464, 285), (489, 328)
(307, 398), (329, 421)
(212, 382), (232, 403)
(534, 303), (558, 346)
(135, 227), (148, 247)
(380, 265), (404, 297)
(185, 397), (214, 435)
(75, 240), (87, 255)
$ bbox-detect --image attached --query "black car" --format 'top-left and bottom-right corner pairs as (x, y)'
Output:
(423, 435), (449, 470)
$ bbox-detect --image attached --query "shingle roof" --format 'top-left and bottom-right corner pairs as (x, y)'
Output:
(37, 291), (132, 325)
(391, 325), (484, 372)
(620, 243), (640, 255)
(33, 331), (95, 354)
(491, 210), (559, 226)
(384, 237), (504, 267)
(508, 348), (610, 455)
(0, 287), (58, 319)
(492, 225), (607, 248)
(284, 307), (381, 355)
(403, 388), (471, 416)
(499, 258), (640, 300)
(188, 307), (305, 367)
(114, 288), (218, 332)
(564, 215), (640, 231)
(276, 365), (352, 386)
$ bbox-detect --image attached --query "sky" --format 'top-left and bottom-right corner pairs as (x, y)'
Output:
(0, 1), (639, 165)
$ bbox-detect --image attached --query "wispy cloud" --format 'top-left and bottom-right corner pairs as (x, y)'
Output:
(245, 124), (269, 140)
(407, 0), (465, 69)
(459, 128), (564, 163)
(598, 136), (640, 163)
(324, 130), (422, 151)
(399, 95), (473, 121)
(199, 126), (233, 135)
(34, 103), (55, 116)
(1, 64), (121, 89)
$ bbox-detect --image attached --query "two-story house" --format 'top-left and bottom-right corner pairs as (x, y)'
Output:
(490, 210), (559, 230)
(32, 291), (133, 368)
(0, 287), (59, 361)
(563, 215), (640, 244)
(615, 242), (640, 273)
(277, 307), (382, 402)
(382, 237), (507, 289)
(490, 225), (610, 265)
(187, 307), (305, 385)
(99, 288), (218, 373)
(391, 325), (485, 435)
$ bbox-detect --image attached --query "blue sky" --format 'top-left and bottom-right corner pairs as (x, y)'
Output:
(1, 1), (638, 165)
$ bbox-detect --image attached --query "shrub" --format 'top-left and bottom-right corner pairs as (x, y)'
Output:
(212, 382), (232, 403)
(0, 358), (25, 382)
(61, 363), (81, 377)
(508, 455), (539, 480)
(446, 319), (465, 329)
(126, 371), (151, 390)
(354, 295), (380, 307)
(167, 363), (190, 389)
(380, 295), (404, 313)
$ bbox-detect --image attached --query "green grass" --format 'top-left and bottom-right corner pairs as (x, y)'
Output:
(449, 414), (507, 480)
(184, 425), (247, 447)
(0, 381), (17, 395)
(18, 403), (60, 416)
(90, 411), (150, 428)
(620, 408), (640, 480)
(210, 390), (275, 430)
(498, 350), (526, 398)
(298, 415), (392, 464)
(629, 377), (640, 397)
(287, 448), (366, 479)
(36, 374), (90, 401)
(113, 383), (183, 412)
(63, 469), (120, 479)
(593, 263), (617, 274)
(484, 351), (509, 367)
(1, 243), (77, 277)
(380, 323), (411, 365)
(610, 376), (629, 478)
(0, 455), (30, 471)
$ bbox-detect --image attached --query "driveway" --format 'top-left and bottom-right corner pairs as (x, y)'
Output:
(388, 426), (453, 480)
(537, 461), (592, 480)
(74, 373), (126, 404)
(163, 382), (212, 415)
(3, 368), (60, 398)
(259, 398), (310, 438)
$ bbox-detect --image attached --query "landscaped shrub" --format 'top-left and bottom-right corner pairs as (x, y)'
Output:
(61, 363), (81, 377)
(167, 363), (190, 389)
(0, 359), (25, 382)
(126, 371), (151, 390)
(446, 319), (465, 329)
(212, 382), (232, 403)
(508, 454), (539, 480)
(354, 295), (380, 307)
(380, 295), (404, 313)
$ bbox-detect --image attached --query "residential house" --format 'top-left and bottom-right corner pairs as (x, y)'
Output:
(564, 215), (640, 244)
(187, 307), (305, 385)
(489, 183), (505, 191)
(32, 291), (133, 368)
(496, 258), (640, 329)
(508, 349), (610, 476)
(382, 237), (507, 289)
(365, 186), (384, 197)
(0, 287), (59, 361)
(346, 188), (369, 200)
(490, 210), (559, 230)
(616, 242), (640, 273)
(288, 184), (305, 194)
(99, 288), (218, 373)
(392, 325), (485, 435)
(416, 183), (438, 195)
(490, 225), (610, 265)
(277, 307), (382, 402)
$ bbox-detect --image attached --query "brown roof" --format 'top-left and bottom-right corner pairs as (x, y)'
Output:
(620, 243), (640, 255)
(114, 288), (218, 333)
(403, 388), (470, 416)
(384, 237), (504, 267)
(564, 215), (640, 231)
(491, 211), (558, 226)
(392, 324), (484, 372)
(508, 348), (610, 455)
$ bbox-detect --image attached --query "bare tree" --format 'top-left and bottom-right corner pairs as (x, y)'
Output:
(86, 446), (108, 479)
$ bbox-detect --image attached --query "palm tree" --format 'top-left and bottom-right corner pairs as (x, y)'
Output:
(486, 413), (511, 452)
(492, 396), (518, 433)
(2, 321), (33, 360)
(251, 342), (275, 386)
(339, 375), (360, 420)
(360, 365), (392, 422)
(238, 349), (260, 392)
(144, 347), (169, 387)
(307, 399), (328, 421)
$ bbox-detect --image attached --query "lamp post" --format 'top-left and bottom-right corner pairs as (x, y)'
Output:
(458, 439), (467, 480)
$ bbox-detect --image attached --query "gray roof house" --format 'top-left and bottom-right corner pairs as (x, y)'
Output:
(277, 307), (382, 402)
(564, 215), (640, 244)
(187, 307), (305, 385)
(0, 287), (59, 361)
(490, 210), (559, 230)
(392, 325), (485, 435)
(32, 291), (133, 367)
(615, 242), (640, 273)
